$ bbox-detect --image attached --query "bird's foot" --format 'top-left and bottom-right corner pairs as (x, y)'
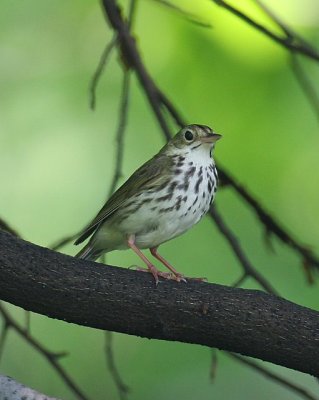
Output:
(130, 265), (186, 285)
(135, 265), (173, 285)
(171, 273), (187, 283)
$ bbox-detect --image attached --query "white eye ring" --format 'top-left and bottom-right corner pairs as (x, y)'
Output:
(184, 130), (194, 141)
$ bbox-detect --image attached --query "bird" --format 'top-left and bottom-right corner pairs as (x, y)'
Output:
(75, 124), (221, 284)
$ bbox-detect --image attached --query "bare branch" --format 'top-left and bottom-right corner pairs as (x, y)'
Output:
(0, 303), (89, 400)
(89, 34), (117, 110)
(254, 0), (315, 50)
(219, 169), (319, 272)
(101, 0), (172, 140)
(0, 319), (9, 361)
(98, 1), (319, 277)
(1, 231), (319, 377)
(104, 332), (129, 400)
(108, 70), (132, 196)
(291, 55), (319, 123)
(0, 375), (61, 400)
(209, 349), (218, 382)
(228, 353), (319, 400)
(103, 3), (136, 397)
(209, 205), (278, 295)
(231, 272), (249, 288)
(157, 90), (186, 128)
(253, 0), (319, 123)
(152, 0), (212, 28)
(212, 0), (319, 61)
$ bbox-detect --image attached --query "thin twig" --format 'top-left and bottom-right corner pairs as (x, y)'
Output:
(210, 206), (278, 295)
(254, 0), (315, 51)
(103, 3), (136, 399)
(107, 0), (135, 197)
(0, 304), (89, 400)
(157, 90), (186, 128)
(209, 349), (218, 382)
(219, 168), (319, 272)
(102, 70), (131, 400)
(212, 0), (319, 61)
(0, 319), (9, 361)
(108, 70), (132, 196)
(25, 310), (31, 334)
(254, 0), (301, 38)
(89, 34), (117, 110)
(253, 0), (319, 123)
(101, 0), (172, 140)
(231, 273), (248, 288)
(152, 0), (212, 28)
(228, 353), (319, 400)
(105, 332), (129, 400)
(291, 55), (319, 123)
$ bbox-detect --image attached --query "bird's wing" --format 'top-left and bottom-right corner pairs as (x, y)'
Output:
(74, 153), (173, 245)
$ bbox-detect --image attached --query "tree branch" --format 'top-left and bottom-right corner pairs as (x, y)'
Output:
(0, 304), (89, 400)
(0, 230), (319, 377)
(227, 354), (319, 400)
(213, 0), (319, 61)
(209, 205), (278, 295)
(219, 168), (319, 272)
(89, 34), (117, 111)
(101, 0), (172, 140)
(291, 55), (319, 123)
(99, 0), (319, 278)
(0, 375), (61, 400)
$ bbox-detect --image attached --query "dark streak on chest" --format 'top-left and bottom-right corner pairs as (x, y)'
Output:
(178, 165), (196, 192)
(195, 175), (203, 194)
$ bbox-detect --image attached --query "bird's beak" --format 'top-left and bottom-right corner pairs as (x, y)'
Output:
(200, 133), (222, 143)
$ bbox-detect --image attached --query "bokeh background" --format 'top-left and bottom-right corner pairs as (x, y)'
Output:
(1, 0), (319, 399)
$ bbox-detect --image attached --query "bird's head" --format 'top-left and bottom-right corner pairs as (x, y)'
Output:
(164, 124), (221, 156)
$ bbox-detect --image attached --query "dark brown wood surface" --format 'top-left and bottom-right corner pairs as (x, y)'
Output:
(0, 230), (319, 377)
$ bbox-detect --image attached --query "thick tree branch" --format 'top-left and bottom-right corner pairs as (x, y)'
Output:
(0, 230), (319, 377)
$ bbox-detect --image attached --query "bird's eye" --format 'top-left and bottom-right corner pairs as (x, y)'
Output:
(184, 130), (194, 141)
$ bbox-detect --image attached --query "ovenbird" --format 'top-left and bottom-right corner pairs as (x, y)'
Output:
(75, 124), (221, 284)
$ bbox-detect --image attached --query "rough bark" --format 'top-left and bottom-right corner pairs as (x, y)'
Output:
(0, 375), (60, 400)
(0, 230), (318, 377)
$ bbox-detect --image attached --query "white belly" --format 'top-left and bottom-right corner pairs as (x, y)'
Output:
(115, 163), (217, 249)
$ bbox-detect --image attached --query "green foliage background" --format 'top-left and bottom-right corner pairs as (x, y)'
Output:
(1, 0), (319, 399)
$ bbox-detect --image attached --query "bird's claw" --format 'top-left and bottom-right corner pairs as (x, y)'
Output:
(130, 265), (188, 285)
(174, 273), (187, 283)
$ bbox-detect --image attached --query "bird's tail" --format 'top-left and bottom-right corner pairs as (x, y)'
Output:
(76, 242), (103, 261)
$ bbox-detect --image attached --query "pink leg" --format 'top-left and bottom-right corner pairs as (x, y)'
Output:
(150, 247), (207, 283)
(150, 247), (187, 282)
(127, 235), (172, 285)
